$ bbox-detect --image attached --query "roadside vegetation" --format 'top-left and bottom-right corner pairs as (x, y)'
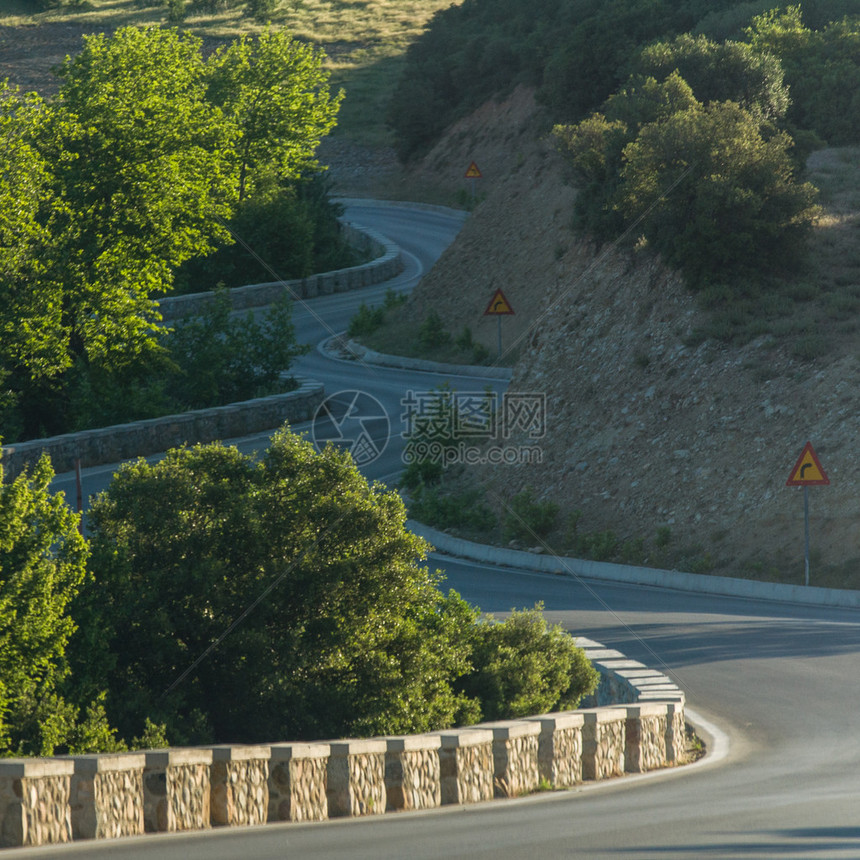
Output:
(0, 26), (343, 442)
(1, 432), (598, 754)
(352, 303), (499, 367)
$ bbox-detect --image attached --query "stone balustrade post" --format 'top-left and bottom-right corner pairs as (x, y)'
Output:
(435, 729), (494, 806)
(0, 758), (73, 848)
(64, 753), (145, 841)
(478, 721), (541, 798)
(209, 745), (270, 827)
(384, 735), (442, 812)
(143, 748), (212, 833)
(268, 743), (329, 822)
(581, 708), (626, 781)
(625, 703), (669, 773)
(327, 740), (387, 818)
(526, 712), (585, 789)
(665, 700), (687, 764)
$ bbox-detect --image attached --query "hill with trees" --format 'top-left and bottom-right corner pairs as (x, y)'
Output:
(374, 0), (860, 584)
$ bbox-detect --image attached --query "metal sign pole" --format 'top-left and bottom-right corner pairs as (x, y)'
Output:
(785, 441), (829, 587)
(804, 485), (810, 587)
(497, 316), (502, 359)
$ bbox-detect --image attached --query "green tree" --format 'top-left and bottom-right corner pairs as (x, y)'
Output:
(633, 32), (790, 122)
(745, 6), (860, 145)
(47, 26), (235, 368)
(0, 454), (89, 754)
(0, 84), (64, 384)
(166, 288), (308, 409)
(76, 430), (480, 743)
(554, 73), (699, 238)
(0, 84), (67, 441)
(205, 27), (342, 202)
(615, 100), (820, 282)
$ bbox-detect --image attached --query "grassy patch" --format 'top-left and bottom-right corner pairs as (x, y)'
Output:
(356, 304), (510, 366)
(0, 0), (464, 146)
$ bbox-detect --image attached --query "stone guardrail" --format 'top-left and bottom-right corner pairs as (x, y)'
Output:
(0, 642), (687, 849)
(0, 379), (325, 481)
(158, 222), (403, 322)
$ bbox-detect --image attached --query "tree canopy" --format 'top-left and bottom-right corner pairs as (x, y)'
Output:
(70, 429), (597, 745)
(206, 28), (342, 202)
(0, 25), (342, 443)
(554, 27), (820, 285)
(0, 455), (88, 754)
(615, 100), (819, 281)
(744, 5), (860, 145)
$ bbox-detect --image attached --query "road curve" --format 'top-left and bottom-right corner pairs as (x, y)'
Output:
(34, 203), (860, 860)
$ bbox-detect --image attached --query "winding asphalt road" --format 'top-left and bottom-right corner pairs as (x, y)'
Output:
(35, 203), (860, 860)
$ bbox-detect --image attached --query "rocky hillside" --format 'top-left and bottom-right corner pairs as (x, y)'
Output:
(393, 87), (860, 588)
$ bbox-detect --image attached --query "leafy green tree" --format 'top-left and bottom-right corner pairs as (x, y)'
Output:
(166, 289), (309, 409)
(76, 430), (480, 743)
(47, 26), (235, 368)
(205, 27), (342, 202)
(0, 454), (88, 754)
(554, 73), (698, 238)
(633, 32), (789, 122)
(457, 606), (599, 721)
(0, 84), (64, 384)
(745, 6), (860, 145)
(616, 100), (819, 282)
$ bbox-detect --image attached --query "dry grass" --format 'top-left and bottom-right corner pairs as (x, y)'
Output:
(0, 0), (462, 145)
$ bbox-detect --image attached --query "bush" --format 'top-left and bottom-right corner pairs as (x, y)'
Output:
(502, 488), (559, 543)
(456, 605), (599, 721)
(418, 310), (452, 349)
(347, 302), (386, 338)
(408, 486), (497, 532)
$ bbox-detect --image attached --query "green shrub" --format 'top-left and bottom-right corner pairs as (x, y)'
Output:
(502, 488), (559, 543)
(348, 302), (386, 337)
(418, 310), (451, 349)
(456, 605), (600, 721)
(408, 486), (497, 532)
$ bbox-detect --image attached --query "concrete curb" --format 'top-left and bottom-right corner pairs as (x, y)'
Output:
(408, 520), (860, 610)
(320, 335), (514, 380)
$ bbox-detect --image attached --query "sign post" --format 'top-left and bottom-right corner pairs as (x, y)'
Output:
(483, 288), (514, 358)
(785, 441), (829, 586)
(465, 161), (482, 204)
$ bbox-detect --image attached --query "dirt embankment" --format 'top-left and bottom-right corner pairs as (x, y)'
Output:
(389, 87), (860, 587)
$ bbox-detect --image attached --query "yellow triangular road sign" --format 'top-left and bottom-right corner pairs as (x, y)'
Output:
(465, 161), (482, 179)
(786, 441), (830, 486)
(484, 288), (514, 316)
